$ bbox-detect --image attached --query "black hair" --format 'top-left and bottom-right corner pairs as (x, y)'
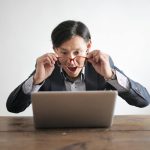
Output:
(51, 20), (91, 49)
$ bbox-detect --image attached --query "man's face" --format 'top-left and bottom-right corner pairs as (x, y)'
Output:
(55, 36), (91, 78)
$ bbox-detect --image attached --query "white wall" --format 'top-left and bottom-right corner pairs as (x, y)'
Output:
(0, 0), (150, 116)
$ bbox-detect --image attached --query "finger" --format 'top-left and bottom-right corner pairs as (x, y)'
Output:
(49, 55), (57, 64)
(91, 50), (101, 63)
(87, 58), (96, 65)
(88, 57), (100, 66)
(47, 53), (58, 61)
(87, 50), (100, 58)
(41, 53), (58, 61)
(99, 53), (109, 65)
(53, 53), (58, 58)
(87, 51), (94, 59)
(43, 60), (54, 67)
(47, 56), (57, 65)
(38, 56), (54, 67)
(87, 51), (98, 64)
(43, 53), (58, 64)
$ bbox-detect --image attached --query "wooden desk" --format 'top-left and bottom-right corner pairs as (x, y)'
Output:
(0, 115), (150, 150)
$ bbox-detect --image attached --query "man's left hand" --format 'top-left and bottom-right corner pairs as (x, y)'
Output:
(87, 50), (113, 79)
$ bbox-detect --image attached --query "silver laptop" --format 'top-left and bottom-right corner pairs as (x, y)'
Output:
(31, 91), (117, 128)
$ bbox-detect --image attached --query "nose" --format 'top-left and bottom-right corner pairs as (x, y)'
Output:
(67, 54), (76, 66)
(68, 53), (75, 59)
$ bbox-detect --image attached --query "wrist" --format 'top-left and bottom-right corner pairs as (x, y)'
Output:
(104, 69), (116, 81)
(33, 75), (44, 85)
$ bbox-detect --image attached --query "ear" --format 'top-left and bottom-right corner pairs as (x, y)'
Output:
(86, 40), (92, 53)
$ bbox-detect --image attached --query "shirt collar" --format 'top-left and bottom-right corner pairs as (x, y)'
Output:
(60, 67), (85, 83)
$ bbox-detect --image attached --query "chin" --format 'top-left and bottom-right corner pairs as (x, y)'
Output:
(68, 73), (80, 78)
(63, 67), (82, 78)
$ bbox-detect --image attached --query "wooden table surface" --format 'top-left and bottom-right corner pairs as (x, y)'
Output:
(0, 115), (150, 150)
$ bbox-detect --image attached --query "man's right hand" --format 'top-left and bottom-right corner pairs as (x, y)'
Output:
(33, 53), (58, 85)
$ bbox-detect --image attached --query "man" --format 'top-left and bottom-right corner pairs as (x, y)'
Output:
(6, 20), (150, 113)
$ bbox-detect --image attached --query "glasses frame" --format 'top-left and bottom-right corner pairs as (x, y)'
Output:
(57, 56), (87, 68)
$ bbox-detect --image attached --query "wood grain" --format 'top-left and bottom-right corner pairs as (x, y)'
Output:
(0, 115), (150, 150)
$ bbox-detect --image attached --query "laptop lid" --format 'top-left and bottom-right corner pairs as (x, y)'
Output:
(31, 91), (117, 128)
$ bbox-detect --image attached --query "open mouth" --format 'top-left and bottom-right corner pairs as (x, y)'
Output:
(67, 67), (77, 72)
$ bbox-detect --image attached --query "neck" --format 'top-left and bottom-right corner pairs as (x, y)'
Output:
(63, 70), (81, 83)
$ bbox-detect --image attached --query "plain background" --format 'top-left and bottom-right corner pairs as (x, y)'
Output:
(0, 0), (150, 116)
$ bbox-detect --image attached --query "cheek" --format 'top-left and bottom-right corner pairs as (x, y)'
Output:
(78, 58), (86, 65)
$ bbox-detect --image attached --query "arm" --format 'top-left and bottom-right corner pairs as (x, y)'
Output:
(108, 57), (150, 107)
(6, 53), (58, 113)
(7, 81), (31, 113)
(6, 73), (35, 113)
(87, 50), (150, 108)
(114, 67), (150, 107)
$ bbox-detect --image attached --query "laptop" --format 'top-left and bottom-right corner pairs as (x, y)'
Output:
(31, 91), (117, 128)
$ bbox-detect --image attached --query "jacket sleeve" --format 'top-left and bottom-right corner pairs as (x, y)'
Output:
(118, 77), (150, 108)
(108, 57), (150, 108)
(6, 71), (35, 113)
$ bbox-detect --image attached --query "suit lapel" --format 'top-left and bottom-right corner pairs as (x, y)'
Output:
(50, 65), (66, 91)
(85, 63), (98, 90)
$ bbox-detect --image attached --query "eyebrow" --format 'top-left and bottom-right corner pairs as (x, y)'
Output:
(60, 48), (68, 51)
(60, 48), (83, 51)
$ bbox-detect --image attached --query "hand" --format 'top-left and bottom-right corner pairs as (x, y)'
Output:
(87, 50), (113, 79)
(33, 53), (58, 84)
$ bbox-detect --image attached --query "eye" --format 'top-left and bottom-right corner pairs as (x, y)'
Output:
(61, 51), (68, 55)
(74, 51), (79, 55)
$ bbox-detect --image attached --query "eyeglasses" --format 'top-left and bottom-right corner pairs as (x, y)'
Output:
(57, 56), (87, 68)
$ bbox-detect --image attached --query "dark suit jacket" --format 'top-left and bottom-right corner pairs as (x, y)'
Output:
(6, 58), (150, 113)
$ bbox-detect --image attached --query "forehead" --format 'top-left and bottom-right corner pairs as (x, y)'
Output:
(59, 36), (87, 51)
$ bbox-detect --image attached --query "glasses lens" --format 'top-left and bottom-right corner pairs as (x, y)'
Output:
(74, 56), (86, 67)
(57, 56), (87, 68)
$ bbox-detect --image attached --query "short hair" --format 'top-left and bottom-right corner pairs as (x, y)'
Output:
(51, 20), (91, 49)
